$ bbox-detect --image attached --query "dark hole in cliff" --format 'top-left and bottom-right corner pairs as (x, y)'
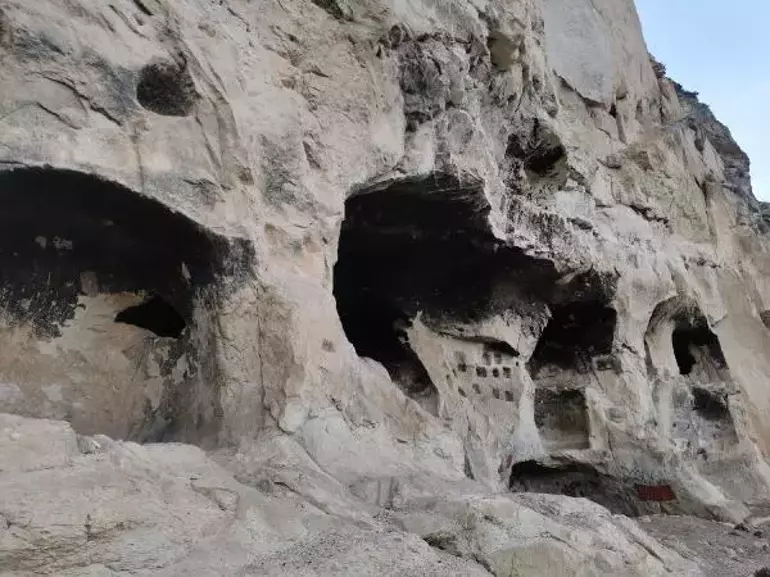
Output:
(115, 295), (186, 338)
(506, 119), (567, 178)
(0, 167), (251, 441)
(333, 172), (557, 414)
(672, 329), (696, 375)
(535, 389), (590, 450)
(509, 460), (643, 516)
(310, 0), (351, 19)
(137, 60), (198, 116)
(692, 387), (730, 421)
(646, 299), (731, 385)
(672, 321), (726, 377)
(528, 301), (617, 375)
(0, 167), (231, 336)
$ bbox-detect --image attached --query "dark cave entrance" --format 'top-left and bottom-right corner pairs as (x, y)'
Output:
(0, 167), (249, 441)
(115, 295), (187, 338)
(691, 387), (731, 421)
(671, 320), (727, 377)
(528, 301), (617, 376)
(509, 460), (645, 517)
(646, 298), (737, 456)
(0, 168), (232, 335)
(333, 172), (556, 412)
(645, 299), (729, 382)
(526, 290), (617, 452)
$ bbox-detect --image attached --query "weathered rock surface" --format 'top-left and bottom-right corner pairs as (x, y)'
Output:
(1, 0), (770, 574)
(0, 415), (701, 576)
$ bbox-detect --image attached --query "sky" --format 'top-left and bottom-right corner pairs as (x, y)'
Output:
(635, 0), (770, 200)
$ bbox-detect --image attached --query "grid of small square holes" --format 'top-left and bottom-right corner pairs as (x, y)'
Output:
(454, 348), (517, 402)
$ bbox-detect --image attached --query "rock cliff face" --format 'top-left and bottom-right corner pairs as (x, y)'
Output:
(2, 0), (770, 575)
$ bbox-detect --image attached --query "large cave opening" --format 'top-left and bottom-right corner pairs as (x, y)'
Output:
(0, 168), (231, 332)
(0, 167), (247, 441)
(333, 172), (556, 412)
(525, 284), (617, 452)
(509, 460), (645, 516)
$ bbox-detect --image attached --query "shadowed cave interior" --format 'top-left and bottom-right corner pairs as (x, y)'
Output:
(333, 171), (621, 422)
(646, 300), (738, 458)
(528, 300), (617, 375)
(0, 167), (230, 335)
(114, 294), (187, 338)
(0, 167), (251, 441)
(509, 460), (661, 517)
(534, 388), (590, 450)
(672, 319), (727, 377)
(333, 172), (559, 410)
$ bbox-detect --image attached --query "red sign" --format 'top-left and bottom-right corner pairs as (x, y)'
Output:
(636, 484), (676, 502)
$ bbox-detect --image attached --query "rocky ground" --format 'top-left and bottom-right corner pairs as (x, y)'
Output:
(641, 514), (770, 577)
(0, 413), (702, 576)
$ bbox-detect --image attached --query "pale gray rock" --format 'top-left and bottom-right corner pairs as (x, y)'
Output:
(542, 0), (614, 105)
(0, 414), (700, 576)
(0, 0), (769, 574)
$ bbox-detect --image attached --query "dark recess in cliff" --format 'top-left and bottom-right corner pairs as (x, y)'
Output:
(115, 294), (187, 338)
(0, 167), (243, 336)
(528, 301), (617, 375)
(333, 172), (558, 413)
(137, 60), (199, 116)
(0, 167), (256, 443)
(509, 460), (649, 517)
(672, 321), (726, 377)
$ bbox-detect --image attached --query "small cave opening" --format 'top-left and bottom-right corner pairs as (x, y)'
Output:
(509, 460), (645, 516)
(647, 298), (737, 454)
(504, 118), (569, 194)
(534, 388), (590, 450)
(646, 298), (729, 382)
(115, 294), (187, 338)
(672, 328), (696, 375)
(333, 172), (557, 411)
(691, 387), (730, 421)
(506, 119), (567, 177)
(672, 320), (727, 378)
(483, 340), (520, 358)
(487, 30), (517, 71)
(0, 167), (251, 440)
(137, 59), (198, 117)
(528, 300), (617, 376)
(672, 384), (738, 454)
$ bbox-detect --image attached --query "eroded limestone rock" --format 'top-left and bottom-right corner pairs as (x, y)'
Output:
(0, 0), (769, 574)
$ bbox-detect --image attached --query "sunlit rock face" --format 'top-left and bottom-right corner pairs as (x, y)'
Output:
(1, 0), (770, 574)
